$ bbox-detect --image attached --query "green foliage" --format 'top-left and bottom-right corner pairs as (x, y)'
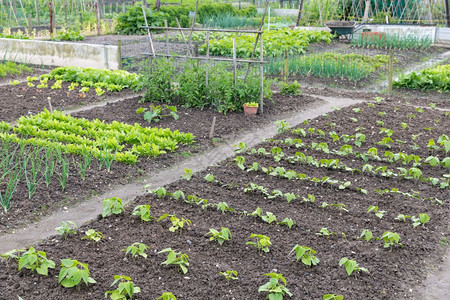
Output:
(58, 259), (96, 288)
(55, 221), (77, 237)
(53, 29), (84, 41)
(157, 213), (191, 233)
(159, 248), (189, 274)
(132, 204), (155, 222)
(352, 33), (432, 50)
(105, 275), (141, 300)
(381, 231), (403, 249)
(219, 270), (238, 280)
(246, 233), (271, 253)
(207, 227), (232, 245)
(339, 257), (369, 276)
(412, 213), (430, 228)
(290, 245), (319, 267)
(116, 5), (165, 35)
(156, 292), (177, 300)
(0, 61), (32, 78)
(200, 29), (333, 58)
(18, 247), (55, 276)
(81, 229), (104, 242)
(44, 66), (141, 91)
(323, 294), (344, 300)
(139, 105), (179, 124)
(266, 53), (390, 82)
(122, 242), (150, 259)
(280, 81), (302, 96)
(102, 197), (125, 217)
(394, 65), (449, 92)
(140, 58), (272, 114)
(6, 109), (194, 165)
(258, 273), (293, 300)
(316, 227), (336, 238)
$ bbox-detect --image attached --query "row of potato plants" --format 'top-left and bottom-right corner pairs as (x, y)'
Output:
(0, 109), (195, 165)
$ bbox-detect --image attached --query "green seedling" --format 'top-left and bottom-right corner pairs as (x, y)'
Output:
(219, 270), (239, 280)
(132, 205), (155, 222)
(381, 231), (403, 250)
(58, 259), (96, 289)
(157, 292), (177, 300)
(158, 213), (191, 233)
(105, 275), (141, 300)
(0, 249), (24, 264)
(323, 294), (344, 300)
(359, 229), (373, 242)
(18, 246), (55, 276)
(412, 213), (430, 228)
(316, 228), (337, 238)
(207, 227), (232, 245)
(247, 233), (271, 253)
(277, 218), (295, 229)
(159, 248), (189, 274)
(290, 245), (320, 267)
(55, 221), (77, 238)
(182, 168), (193, 180)
(102, 197), (124, 218)
(204, 173), (216, 182)
(339, 257), (369, 276)
(81, 229), (104, 242)
(122, 242), (150, 259)
(367, 205), (385, 219)
(258, 273), (293, 300)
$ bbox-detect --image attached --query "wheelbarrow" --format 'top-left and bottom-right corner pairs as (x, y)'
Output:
(325, 20), (369, 40)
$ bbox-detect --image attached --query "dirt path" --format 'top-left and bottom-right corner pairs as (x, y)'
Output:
(0, 95), (362, 253)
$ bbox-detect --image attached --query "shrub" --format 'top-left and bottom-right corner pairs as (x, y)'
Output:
(116, 5), (165, 35)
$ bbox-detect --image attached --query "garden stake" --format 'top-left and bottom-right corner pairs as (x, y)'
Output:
(209, 116), (216, 139)
(388, 49), (393, 95)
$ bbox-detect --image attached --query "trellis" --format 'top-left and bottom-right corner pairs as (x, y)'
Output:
(141, 0), (270, 113)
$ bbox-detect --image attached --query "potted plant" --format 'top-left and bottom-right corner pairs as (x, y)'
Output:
(243, 102), (259, 116)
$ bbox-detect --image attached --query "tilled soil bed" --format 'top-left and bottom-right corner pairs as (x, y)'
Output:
(0, 81), (136, 123)
(0, 93), (325, 234)
(0, 97), (448, 299)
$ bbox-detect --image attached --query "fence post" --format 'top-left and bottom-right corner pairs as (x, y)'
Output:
(96, 1), (101, 36)
(284, 49), (289, 81)
(388, 49), (394, 95)
(27, 13), (32, 36)
(49, 1), (53, 37)
(233, 38), (237, 86)
(117, 40), (122, 70)
(260, 32), (264, 114)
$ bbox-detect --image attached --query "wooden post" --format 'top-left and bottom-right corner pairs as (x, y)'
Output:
(79, 12), (83, 29)
(176, 17), (191, 56)
(96, 1), (101, 36)
(445, 0), (450, 27)
(205, 29), (210, 100)
(259, 31), (264, 114)
(64, 1), (68, 25)
(388, 49), (393, 95)
(117, 40), (123, 70)
(188, 0), (199, 52)
(284, 49), (289, 81)
(27, 13), (32, 35)
(164, 19), (169, 57)
(362, 0), (370, 22)
(232, 38), (237, 86)
(34, 0), (39, 24)
(49, 1), (53, 36)
(209, 116), (216, 139)
(296, 0), (304, 26)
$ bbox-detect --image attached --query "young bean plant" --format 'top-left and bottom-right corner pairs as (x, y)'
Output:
(105, 275), (141, 300)
(339, 257), (369, 277)
(207, 227), (232, 245)
(132, 204), (155, 222)
(18, 247), (55, 276)
(258, 273), (293, 300)
(81, 229), (104, 242)
(122, 242), (150, 259)
(58, 259), (96, 288)
(159, 248), (189, 274)
(158, 213), (192, 233)
(247, 233), (272, 253)
(219, 270), (239, 280)
(55, 221), (77, 238)
(290, 245), (320, 267)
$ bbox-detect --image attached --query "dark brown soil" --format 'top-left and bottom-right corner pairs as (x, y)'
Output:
(0, 93), (325, 234)
(0, 99), (448, 299)
(0, 81), (136, 123)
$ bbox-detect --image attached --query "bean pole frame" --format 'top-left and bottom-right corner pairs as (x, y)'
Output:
(141, 0), (270, 114)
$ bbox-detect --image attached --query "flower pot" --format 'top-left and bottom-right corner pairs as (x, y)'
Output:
(243, 104), (258, 116)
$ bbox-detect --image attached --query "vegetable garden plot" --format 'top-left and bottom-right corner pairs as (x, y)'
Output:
(0, 93), (325, 234)
(394, 64), (450, 93)
(1, 98), (449, 299)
